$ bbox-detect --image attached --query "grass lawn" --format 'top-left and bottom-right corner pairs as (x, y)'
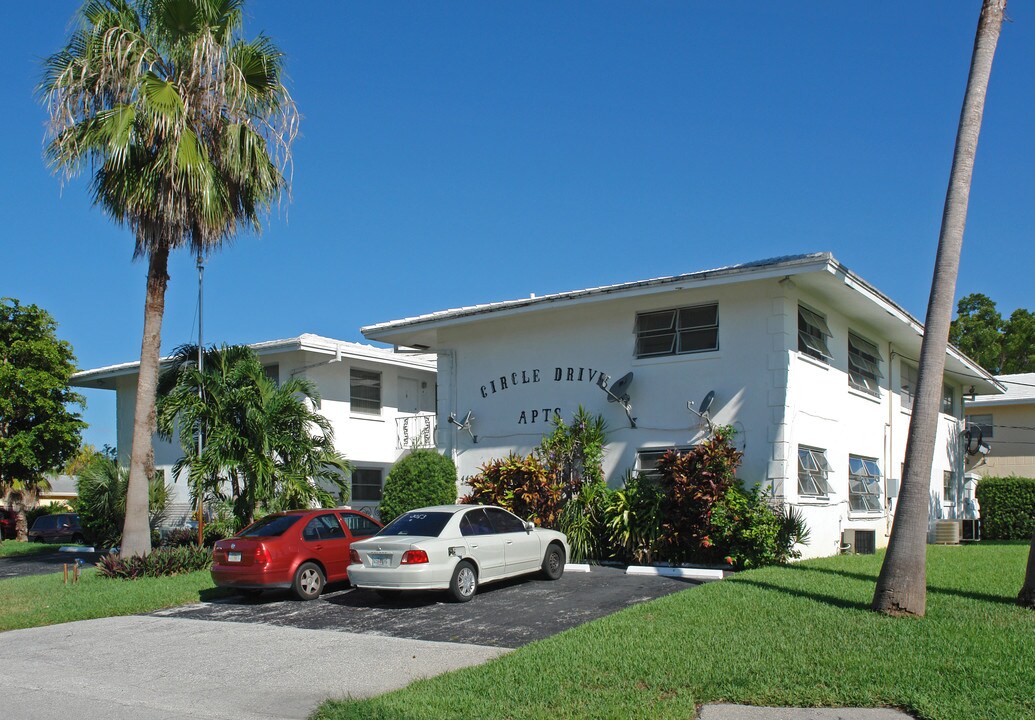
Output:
(314, 543), (1034, 720)
(0, 541), (56, 558)
(0, 567), (229, 631)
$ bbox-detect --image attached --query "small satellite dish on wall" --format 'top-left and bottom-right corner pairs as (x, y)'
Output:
(607, 372), (634, 402)
(698, 390), (715, 417)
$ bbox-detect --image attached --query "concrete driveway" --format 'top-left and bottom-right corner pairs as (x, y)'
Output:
(0, 566), (695, 720)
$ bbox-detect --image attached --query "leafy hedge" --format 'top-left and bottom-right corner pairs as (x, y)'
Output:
(96, 546), (212, 579)
(378, 450), (458, 523)
(975, 476), (1035, 540)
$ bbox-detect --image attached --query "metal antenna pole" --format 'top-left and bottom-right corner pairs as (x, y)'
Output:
(196, 253), (205, 548)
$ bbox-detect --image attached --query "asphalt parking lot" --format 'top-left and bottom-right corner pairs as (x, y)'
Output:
(0, 547), (103, 579)
(156, 564), (698, 647)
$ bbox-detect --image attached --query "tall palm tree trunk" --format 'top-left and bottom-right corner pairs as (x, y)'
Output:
(1019, 529), (1035, 609)
(873, 0), (1005, 617)
(122, 246), (170, 557)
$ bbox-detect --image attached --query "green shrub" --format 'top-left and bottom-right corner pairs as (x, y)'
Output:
(709, 486), (809, 569)
(378, 450), (458, 523)
(602, 473), (664, 564)
(975, 476), (1035, 540)
(96, 545), (212, 579)
(75, 458), (171, 548)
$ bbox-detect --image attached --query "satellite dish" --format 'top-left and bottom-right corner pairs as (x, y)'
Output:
(699, 390), (715, 416)
(608, 372), (634, 402)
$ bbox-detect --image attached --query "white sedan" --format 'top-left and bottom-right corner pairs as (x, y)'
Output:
(348, 505), (569, 602)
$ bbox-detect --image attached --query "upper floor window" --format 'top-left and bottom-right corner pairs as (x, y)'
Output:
(848, 455), (883, 513)
(798, 305), (832, 362)
(634, 304), (718, 358)
(942, 383), (955, 415)
(797, 446), (832, 497)
(848, 333), (883, 395)
(350, 368), (382, 415)
(900, 362), (918, 412)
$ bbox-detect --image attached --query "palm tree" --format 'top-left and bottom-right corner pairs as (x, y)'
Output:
(41, 0), (297, 557)
(1020, 530), (1035, 609)
(157, 345), (351, 527)
(872, 0), (1006, 617)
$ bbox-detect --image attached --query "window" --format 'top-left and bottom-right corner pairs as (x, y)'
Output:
(942, 383), (955, 415)
(848, 455), (883, 513)
(798, 306), (832, 361)
(798, 446), (832, 497)
(303, 514), (346, 541)
(900, 363), (918, 412)
(967, 413), (994, 439)
(943, 471), (957, 503)
(263, 364), (280, 386)
(485, 507), (526, 534)
(634, 304), (718, 358)
(339, 512), (381, 537)
(350, 368), (382, 415)
(460, 508), (494, 536)
(848, 333), (883, 395)
(350, 468), (383, 502)
(635, 448), (682, 481)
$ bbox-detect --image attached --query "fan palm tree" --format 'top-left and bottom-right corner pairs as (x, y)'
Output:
(41, 0), (297, 557)
(872, 0), (1006, 617)
(157, 345), (351, 527)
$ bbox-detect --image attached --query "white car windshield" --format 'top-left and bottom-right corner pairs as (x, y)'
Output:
(377, 511), (452, 537)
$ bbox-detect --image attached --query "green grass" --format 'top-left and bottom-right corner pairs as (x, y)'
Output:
(0, 541), (55, 558)
(314, 543), (1034, 720)
(0, 567), (230, 631)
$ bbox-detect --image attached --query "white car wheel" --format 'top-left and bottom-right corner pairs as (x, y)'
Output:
(449, 561), (478, 603)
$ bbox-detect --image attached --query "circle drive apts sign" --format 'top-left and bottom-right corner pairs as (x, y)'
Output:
(477, 365), (614, 425)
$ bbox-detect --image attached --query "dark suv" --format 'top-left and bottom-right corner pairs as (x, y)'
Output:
(27, 513), (87, 544)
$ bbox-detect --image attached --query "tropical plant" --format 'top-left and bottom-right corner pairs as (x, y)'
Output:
(41, 0), (298, 557)
(558, 480), (609, 563)
(97, 544), (212, 579)
(874, 0), (1006, 617)
(1, 298), (86, 540)
(709, 487), (809, 569)
(602, 472), (664, 564)
(463, 453), (561, 526)
(75, 457), (171, 549)
(378, 450), (458, 524)
(156, 344), (350, 527)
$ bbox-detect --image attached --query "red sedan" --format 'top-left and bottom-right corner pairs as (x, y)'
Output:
(211, 508), (382, 600)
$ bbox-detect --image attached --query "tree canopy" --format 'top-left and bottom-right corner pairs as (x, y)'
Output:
(0, 298), (86, 498)
(949, 293), (1035, 375)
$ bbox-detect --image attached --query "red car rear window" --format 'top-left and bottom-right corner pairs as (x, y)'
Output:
(239, 515), (301, 537)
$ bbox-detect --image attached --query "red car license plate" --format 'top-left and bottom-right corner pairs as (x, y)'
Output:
(228, 552), (242, 563)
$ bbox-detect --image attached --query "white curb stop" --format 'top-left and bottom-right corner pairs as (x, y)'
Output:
(625, 566), (726, 581)
(565, 563), (592, 572)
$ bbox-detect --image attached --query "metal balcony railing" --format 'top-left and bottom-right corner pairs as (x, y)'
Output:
(396, 413), (436, 449)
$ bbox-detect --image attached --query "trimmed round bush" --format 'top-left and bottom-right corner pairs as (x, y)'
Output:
(378, 450), (458, 523)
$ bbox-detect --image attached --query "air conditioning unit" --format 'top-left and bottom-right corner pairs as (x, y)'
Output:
(934, 520), (961, 545)
(960, 519), (981, 542)
(841, 529), (876, 555)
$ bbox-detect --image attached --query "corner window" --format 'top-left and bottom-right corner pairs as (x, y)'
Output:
(797, 446), (831, 497)
(634, 304), (718, 358)
(848, 333), (883, 395)
(967, 413), (994, 439)
(350, 468), (383, 502)
(900, 363), (918, 412)
(350, 368), (382, 415)
(798, 306), (832, 362)
(848, 455), (883, 513)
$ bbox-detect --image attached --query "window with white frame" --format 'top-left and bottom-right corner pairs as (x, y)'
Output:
(798, 446), (832, 497)
(900, 362), (918, 411)
(848, 455), (883, 513)
(943, 471), (957, 503)
(942, 383), (955, 415)
(967, 413), (994, 439)
(634, 304), (718, 358)
(350, 468), (383, 502)
(350, 368), (382, 415)
(635, 448), (684, 480)
(798, 305), (832, 362)
(848, 333), (883, 395)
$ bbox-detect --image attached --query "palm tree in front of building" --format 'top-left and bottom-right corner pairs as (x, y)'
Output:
(41, 0), (298, 556)
(872, 0), (1006, 617)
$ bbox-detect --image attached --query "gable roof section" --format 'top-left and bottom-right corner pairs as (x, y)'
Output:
(72, 333), (435, 390)
(967, 373), (1035, 408)
(361, 252), (1003, 395)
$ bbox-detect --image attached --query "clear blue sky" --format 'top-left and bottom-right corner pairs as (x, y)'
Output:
(2, 1), (1033, 450)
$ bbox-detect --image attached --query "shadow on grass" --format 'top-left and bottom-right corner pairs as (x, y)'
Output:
(781, 563), (1017, 606)
(734, 578), (872, 611)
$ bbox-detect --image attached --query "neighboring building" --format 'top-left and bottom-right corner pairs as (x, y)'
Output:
(362, 253), (1002, 559)
(965, 373), (1035, 479)
(72, 334), (436, 524)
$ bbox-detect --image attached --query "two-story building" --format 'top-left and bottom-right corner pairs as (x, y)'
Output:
(965, 373), (1035, 479)
(72, 334), (436, 523)
(362, 253), (1002, 558)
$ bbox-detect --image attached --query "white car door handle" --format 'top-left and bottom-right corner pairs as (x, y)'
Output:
(506, 540), (513, 545)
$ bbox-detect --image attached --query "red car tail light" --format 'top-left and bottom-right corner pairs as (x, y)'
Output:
(401, 549), (429, 564)
(349, 549), (361, 565)
(254, 543), (271, 566)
